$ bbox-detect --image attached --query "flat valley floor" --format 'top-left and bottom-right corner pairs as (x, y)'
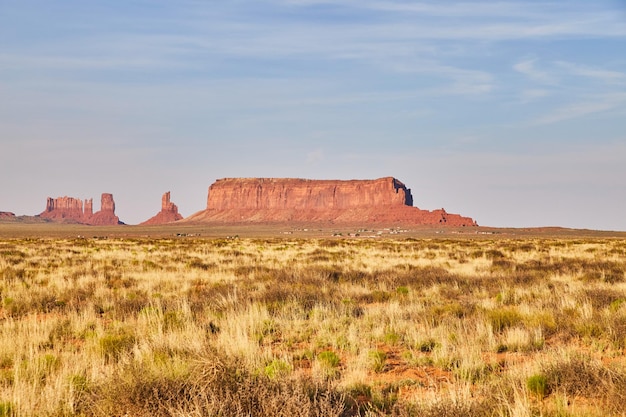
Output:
(1, 223), (626, 416)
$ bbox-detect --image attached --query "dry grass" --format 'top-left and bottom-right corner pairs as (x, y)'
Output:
(1, 236), (626, 416)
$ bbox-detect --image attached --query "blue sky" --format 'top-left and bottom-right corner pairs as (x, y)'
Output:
(1, 0), (625, 229)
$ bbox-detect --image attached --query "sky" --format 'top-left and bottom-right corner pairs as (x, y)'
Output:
(1, 1), (625, 230)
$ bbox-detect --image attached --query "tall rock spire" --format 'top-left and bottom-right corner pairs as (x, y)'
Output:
(140, 192), (183, 225)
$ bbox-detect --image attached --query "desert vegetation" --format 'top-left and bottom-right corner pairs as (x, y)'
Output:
(1, 235), (626, 416)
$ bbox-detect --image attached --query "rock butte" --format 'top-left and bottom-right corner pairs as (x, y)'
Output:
(185, 177), (477, 226)
(39, 193), (122, 225)
(140, 192), (183, 225)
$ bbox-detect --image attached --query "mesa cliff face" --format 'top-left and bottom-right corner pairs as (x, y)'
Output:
(140, 192), (183, 225)
(39, 197), (90, 223)
(39, 193), (121, 225)
(206, 177), (413, 210)
(185, 177), (476, 226)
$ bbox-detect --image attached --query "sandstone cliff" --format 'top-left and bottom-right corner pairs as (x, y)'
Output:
(205, 177), (413, 210)
(185, 177), (476, 226)
(140, 192), (183, 225)
(39, 193), (121, 225)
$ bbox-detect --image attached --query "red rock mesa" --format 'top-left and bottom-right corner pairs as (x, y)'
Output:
(39, 196), (89, 223)
(39, 193), (122, 225)
(140, 192), (183, 225)
(185, 177), (476, 226)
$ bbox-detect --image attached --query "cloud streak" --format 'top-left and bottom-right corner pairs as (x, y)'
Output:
(513, 59), (556, 84)
(556, 61), (626, 83)
(3, 1), (625, 77)
(532, 93), (626, 125)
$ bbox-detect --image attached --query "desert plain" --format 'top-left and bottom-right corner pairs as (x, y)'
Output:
(1, 222), (626, 416)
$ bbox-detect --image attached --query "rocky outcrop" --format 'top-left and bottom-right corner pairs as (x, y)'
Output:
(89, 193), (121, 225)
(140, 192), (183, 225)
(39, 193), (122, 225)
(185, 177), (476, 226)
(0, 211), (16, 219)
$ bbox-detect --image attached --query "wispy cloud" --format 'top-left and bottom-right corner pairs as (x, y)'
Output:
(532, 93), (626, 125)
(556, 61), (626, 83)
(281, 0), (625, 27)
(0, 53), (186, 72)
(381, 59), (494, 95)
(278, 0), (626, 40)
(513, 59), (556, 84)
(3, 1), (624, 80)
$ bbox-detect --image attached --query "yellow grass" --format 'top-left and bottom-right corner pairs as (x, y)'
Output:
(0, 234), (626, 415)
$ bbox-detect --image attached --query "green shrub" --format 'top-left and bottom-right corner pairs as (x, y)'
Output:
(317, 350), (342, 378)
(396, 286), (409, 296)
(317, 350), (340, 368)
(263, 359), (291, 379)
(0, 402), (14, 417)
(527, 374), (549, 399)
(70, 373), (89, 393)
(39, 353), (60, 378)
(383, 331), (401, 345)
(368, 350), (387, 373)
(487, 308), (522, 332)
(99, 329), (135, 363)
(163, 310), (185, 331)
(609, 298), (626, 312)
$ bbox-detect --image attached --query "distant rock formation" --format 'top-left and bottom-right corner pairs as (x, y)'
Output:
(0, 211), (16, 220)
(39, 197), (90, 223)
(39, 193), (122, 225)
(89, 193), (121, 225)
(185, 177), (476, 226)
(140, 192), (183, 225)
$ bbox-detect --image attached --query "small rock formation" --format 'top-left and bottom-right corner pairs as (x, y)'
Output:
(140, 192), (183, 225)
(184, 177), (476, 226)
(0, 211), (16, 220)
(39, 193), (121, 225)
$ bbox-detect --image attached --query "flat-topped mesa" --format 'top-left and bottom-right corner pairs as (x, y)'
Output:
(39, 196), (87, 223)
(140, 192), (183, 225)
(39, 193), (121, 225)
(206, 177), (413, 210)
(186, 177), (476, 226)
